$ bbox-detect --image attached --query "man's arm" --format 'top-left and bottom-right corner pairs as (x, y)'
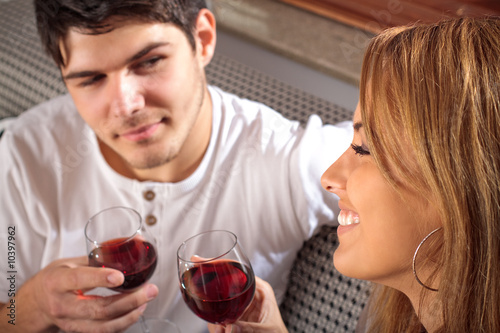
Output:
(0, 256), (158, 333)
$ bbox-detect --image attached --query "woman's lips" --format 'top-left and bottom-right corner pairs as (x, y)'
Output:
(121, 122), (161, 142)
(337, 209), (360, 237)
(338, 210), (360, 226)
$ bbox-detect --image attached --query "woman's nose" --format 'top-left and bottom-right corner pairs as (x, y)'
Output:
(108, 74), (145, 116)
(321, 148), (351, 194)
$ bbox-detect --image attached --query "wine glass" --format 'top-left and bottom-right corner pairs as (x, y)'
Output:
(177, 230), (256, 326)
(85, 206), (158, 332)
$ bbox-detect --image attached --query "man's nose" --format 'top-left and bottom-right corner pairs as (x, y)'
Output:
(108, 73), (145, 116)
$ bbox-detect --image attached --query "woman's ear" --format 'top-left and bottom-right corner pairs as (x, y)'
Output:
(194, 8), (216, 67)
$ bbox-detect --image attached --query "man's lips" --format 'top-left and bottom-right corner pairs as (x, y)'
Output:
(121, 122), (161, 142)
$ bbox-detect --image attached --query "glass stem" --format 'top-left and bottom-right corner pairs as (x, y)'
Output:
(139, 315), (150, 333)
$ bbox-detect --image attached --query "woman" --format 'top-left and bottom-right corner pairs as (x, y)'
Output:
(209, 17), (500, 333)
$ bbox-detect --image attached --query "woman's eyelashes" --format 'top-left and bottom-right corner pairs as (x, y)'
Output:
(351, 143), (371, 156)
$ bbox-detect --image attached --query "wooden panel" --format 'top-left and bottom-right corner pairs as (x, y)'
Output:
(278, 0), (500, 33)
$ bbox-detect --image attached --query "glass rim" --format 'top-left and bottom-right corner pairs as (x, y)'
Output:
(84, 206), (142, 247)
(176, 229), (238, 263)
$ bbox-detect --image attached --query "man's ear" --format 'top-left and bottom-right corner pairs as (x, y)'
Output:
(195, 8), (216, 67)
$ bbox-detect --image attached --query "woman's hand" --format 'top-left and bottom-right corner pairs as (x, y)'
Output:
(208, 276), (288, 333)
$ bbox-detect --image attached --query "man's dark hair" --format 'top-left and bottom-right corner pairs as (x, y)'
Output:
(34, 0), (207, 67)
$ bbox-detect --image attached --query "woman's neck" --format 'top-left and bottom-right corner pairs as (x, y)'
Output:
(407, 289), (441, 332)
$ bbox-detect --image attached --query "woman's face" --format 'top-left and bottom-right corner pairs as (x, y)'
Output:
(321, 104), (440, 292)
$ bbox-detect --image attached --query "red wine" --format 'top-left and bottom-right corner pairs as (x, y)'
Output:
(88, 237), (157, 292)
(180, 260), (255, 324)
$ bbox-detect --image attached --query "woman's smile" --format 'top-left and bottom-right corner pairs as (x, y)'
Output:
(337, 209), (360, 226)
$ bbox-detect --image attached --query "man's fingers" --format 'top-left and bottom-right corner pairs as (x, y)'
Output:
(52, 265), (125, 292)
(55, 302), (147, 333)
(42, 256), (124, 292)
(48, 283), (158, 323)
(83, 284), (159, 320)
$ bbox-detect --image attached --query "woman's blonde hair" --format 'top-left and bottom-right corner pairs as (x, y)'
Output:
(360, 17), (500, 332)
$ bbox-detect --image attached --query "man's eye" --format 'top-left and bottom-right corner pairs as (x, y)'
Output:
(351, 143), (371, 156)
(80, 74), (105, 87)
(137, 56), (163, 69)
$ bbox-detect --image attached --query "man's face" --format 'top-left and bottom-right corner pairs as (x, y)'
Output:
(60, 18), (212, 180)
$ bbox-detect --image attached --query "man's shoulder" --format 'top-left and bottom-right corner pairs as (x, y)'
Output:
(7, 94), (84, 139)
(11, 94), (78, 129)
(210, 85), (301, 140)
(3, 94), (88, 155)
(210, 85), (286, 118)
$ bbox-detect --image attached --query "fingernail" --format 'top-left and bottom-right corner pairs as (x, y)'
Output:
(146, 284), (159, 300)
(107, 272), (122, 285)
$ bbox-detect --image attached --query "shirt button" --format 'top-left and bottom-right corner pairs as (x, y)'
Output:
(145, 214), (157, 226)
(143, 190), (155, 201)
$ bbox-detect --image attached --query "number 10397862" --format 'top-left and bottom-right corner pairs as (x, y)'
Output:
(7, 226), (15, 271)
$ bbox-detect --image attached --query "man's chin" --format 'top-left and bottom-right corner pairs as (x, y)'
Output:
(125, 152), (175, 171)
(126, 158), (169, 171)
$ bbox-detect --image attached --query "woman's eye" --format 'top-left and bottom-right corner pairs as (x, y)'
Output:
(351, 143), (371, 156)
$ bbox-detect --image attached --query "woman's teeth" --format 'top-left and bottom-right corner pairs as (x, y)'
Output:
(338, 210), (360, 226)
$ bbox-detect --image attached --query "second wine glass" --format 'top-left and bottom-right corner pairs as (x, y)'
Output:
(177, 230), (256, 326)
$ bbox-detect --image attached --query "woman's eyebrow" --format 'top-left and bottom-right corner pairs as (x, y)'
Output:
(353, 122), (363, 132)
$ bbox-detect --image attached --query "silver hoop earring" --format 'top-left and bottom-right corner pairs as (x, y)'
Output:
(412, 227), (442, 292)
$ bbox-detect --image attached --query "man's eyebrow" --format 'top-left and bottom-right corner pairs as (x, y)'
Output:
(353, 121), (363, 131)
(63, 42), (169, 81)
(63, 70), (100, 81)
(127, 42), (169, 63)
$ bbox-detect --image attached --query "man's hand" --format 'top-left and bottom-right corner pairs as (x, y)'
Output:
(0, 256), (158, 333)
(207, 276), (288, 333)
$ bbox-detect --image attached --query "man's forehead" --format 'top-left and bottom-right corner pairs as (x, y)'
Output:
(59, 20), (178, 67)
(66, 17), (175, 36)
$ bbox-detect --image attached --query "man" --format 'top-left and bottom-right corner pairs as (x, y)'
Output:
(0, 0), (351, 332)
